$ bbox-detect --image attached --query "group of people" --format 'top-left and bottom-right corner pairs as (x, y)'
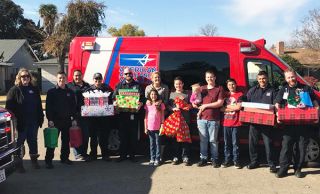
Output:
(5, 66), (317, 179)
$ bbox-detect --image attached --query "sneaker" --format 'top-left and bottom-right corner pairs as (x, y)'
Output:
(61, 159), (73, 165)
(183, 158), (192, 166)
(212, 160), (220, 168)
(234, 162), (242, 169)
(221, 161), (232, 168)
(154, 160), (160, 166)
(172, 157), (179, 165)
(149, 160), (155, 166)
(197, 159), (207, 167)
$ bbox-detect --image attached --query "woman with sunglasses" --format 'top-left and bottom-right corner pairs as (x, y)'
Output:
(6, 68), (44, 172)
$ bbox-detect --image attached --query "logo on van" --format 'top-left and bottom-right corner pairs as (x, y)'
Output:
(119, 54), (157, 67)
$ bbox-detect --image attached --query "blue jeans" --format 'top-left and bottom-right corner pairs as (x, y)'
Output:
(148, 130), (160, 161)
(223, 126), (239, 163)
(197, 119), (219, 161)
(17, 123), (39, 155)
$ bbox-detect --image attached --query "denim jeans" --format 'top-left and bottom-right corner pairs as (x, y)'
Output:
(197, 119), (219, 161)
(223, 126), (239, 163)
(148, 130), (160, 161)
(17, 122), (39, 155)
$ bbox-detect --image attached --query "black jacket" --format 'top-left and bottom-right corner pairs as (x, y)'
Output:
(246, 84), (277, 104)
(46, 85), (76, 122)
(67, 81), (91, 117)
(5, 85), (44, 132)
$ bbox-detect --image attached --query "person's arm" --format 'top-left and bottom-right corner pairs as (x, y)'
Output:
(46, 89), (54, 125)
(35, 87), (44, 128)
(5, 87), (17, 115)
(163, 84), (170, 105)
(274, 86), (285, 109)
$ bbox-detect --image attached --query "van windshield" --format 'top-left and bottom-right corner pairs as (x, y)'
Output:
(159, 52), (230, 90)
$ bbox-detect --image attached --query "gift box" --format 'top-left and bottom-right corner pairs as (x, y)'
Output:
(277, 107), (319, 125)
(241, 102), (274, 110)
(116, 95), (140, 112)
(244, 107), (274, 114)
(81, 105), (114, 117)
(118, 89), (140, 96)
(239, 111), (275, 126)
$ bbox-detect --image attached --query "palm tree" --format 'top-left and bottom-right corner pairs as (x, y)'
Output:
(39, 4), (58, 36)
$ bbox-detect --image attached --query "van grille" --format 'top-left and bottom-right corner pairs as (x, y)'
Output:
(0, 123), (9, 152)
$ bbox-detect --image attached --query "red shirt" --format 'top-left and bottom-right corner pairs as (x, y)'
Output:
(200, 85), (225, 121)
(222, 91), (243, 127)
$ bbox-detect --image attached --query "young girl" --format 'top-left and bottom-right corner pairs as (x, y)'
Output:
(220, 78), (243, 169)
(144, 89), (165, 166)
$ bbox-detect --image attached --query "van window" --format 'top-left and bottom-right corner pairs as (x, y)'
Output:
(246, 59), (284, 89)
(159, 52), (230, 90)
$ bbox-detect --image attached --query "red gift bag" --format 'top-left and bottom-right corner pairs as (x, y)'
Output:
(239, 111), (275, 126)
(277, 107), (319, 125)
(69, 125), (83, 148)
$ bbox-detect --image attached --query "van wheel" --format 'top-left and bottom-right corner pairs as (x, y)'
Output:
(306, 137), (320, 167)
(108, 128), (120, 154)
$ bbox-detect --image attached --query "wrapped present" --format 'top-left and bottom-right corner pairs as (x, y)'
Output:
(116, 95), (140, 112)
(241, 102), (274, 110)
(69, 125), (82, 148)
(81, 105), (114, 117)
(244, 107), (274, 114)
(44, 127), (58, 148)
(118, 89), (140, 96)
(239, 111), (275, 126)
(83, 90), (111, 106)
(277, 107), (319, 125)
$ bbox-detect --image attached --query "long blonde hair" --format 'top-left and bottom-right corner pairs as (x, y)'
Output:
(14, 68), (33, 86)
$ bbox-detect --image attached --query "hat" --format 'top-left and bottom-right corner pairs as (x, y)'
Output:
(93, 72), (103, 79)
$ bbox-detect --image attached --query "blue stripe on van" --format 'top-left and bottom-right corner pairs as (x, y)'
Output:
(105, 37), (123, 84)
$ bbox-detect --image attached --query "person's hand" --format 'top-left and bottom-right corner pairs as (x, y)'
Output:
(146, 100), (151, 106)
(172, 107), (180, 112)
(72, 120), (77, 126)
(192, 103), (199, 109)
(113, 101), (118, 106)
(48, 121), (54, 128)
(144, 129), (148, 134)
(198, 104), (207, 112)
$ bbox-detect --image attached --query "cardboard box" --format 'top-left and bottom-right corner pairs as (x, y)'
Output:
(81, 105), (114, 117)
(244, 107), (274, 114)
(241, 102), (274, 110)
(277, 107), (319, 125)
(239, 111), (275, 126)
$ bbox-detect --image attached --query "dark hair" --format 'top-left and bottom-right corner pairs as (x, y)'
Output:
(173, 76), (184, 83)
(226, 78), (237, 84)
(147, 89), (160, 103)
(205, 69), (216, 76)
(57, 71), (66, 75)
(257, 71), (268, 77)
(73, 69), (82, 75)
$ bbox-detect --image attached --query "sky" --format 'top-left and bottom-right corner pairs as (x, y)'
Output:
(14, 0), (320, 47)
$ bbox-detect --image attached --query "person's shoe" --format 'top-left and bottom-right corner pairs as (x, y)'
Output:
(172, 157), (179, 165)
(149, 160), (155, 166)
(294, 169), (304, 178)
(197, 159), (207, 167)
(246, 163), (259, 170)
(221, 161), (232, 168)
(154, 160), (160, 166)
(45, 163), (54, 169)
(183, 158), (192, 166)
(275, 169), (288, 178)
(30, 154), (41, 169)
(269, 165), (277, 173)
(234, 162), (242, 169)
(61, 159), (73, 165)
(116, 157), (127, 162)
(212, 160), (220, 168)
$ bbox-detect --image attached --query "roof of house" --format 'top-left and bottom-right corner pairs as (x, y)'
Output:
(0, 39), (39, 62)
(35, 57), (68, 66)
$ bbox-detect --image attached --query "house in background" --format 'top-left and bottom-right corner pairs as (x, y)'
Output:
(35, 58), (68, 92)
(0, 39), (39, 93)
(271, 41), (320, 87)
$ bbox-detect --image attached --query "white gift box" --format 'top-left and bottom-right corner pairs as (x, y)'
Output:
(81, 105), (114, 117)
(241, 102), (274, 110)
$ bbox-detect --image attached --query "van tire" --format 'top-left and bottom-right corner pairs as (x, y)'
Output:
(306, 137), (320, 167)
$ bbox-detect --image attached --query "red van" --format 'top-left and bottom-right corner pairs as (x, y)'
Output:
(68, 36), (320, 164)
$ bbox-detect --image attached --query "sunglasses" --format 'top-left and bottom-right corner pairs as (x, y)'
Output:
(124, 72), (132, 76)
(21, 75), (30, 78)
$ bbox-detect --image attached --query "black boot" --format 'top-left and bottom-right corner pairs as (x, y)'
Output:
(30, 154), (40, 169)
(15, 155), (26, 173)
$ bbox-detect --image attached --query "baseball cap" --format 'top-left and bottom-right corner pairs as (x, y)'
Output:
(93, 72), (103, 80)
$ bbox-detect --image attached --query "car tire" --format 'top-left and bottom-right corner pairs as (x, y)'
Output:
(108, 128), (120, 155)
(306, 137), (320, 167)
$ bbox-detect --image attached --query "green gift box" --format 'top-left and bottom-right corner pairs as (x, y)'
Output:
(116, 95), (140, 112)
(44, 127), (58, 148)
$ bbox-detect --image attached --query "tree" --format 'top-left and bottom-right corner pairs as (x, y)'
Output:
(107, 24), (145, 36)
(39, 4), (58, 36)
(199, 24), (218, 36)
(43, 0), (106, 71)
(280, 54), (304, 75)
(293, 8), (320, 51)
(0, 0), (24, 38)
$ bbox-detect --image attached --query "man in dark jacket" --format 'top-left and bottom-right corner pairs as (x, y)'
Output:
(67, 69), (90, 160)
(246, 71), (277, 173)
(6, 68), (44, 172)
(86, 72), (114, 161)
(275, 68), (319, 178)
(45, 71), (76, 169)
(113, 67), (144, 162)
